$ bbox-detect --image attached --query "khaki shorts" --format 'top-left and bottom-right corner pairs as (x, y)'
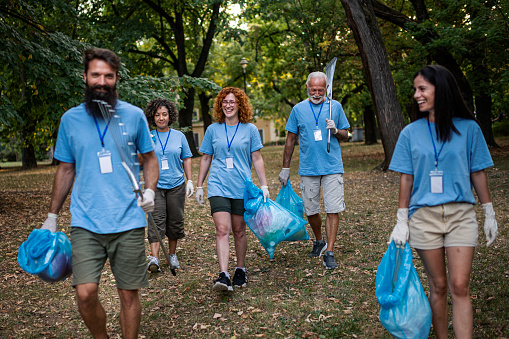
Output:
(300, 174), (345, 215)
(71, 227), (148, 290)
(409, 202), (478, 250)
(149, 183), (186, 243)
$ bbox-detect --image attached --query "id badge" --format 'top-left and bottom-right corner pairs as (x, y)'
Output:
(161, 157), (169, 170)
(226, 155), (234, 169)
(97, 150), (113, 174)
(314, 128), (322, 141)
(430, 170), (443, 194)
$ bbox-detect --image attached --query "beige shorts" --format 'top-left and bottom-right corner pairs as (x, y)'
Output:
(300, 174), (345, 215)
(409, 202), (478, 250)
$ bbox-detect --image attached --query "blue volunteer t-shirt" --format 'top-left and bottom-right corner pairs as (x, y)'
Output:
(389, 118), (493, 218)
(199, 122), (263, 199)
(285, 98), (350, 176)
(151, 129), (192, 190)
(54, 101), (155, 234)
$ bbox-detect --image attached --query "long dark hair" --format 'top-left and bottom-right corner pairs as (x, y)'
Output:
(414, 65), (476, 142)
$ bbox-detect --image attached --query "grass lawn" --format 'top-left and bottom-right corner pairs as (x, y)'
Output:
(0, 138), (507, 338)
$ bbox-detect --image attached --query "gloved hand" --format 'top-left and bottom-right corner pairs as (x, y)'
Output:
(41, 213), (58, 233)
(137, 188), (155, 213)
(196, 187), (204, 206)
(186, 180), (194, 198)
(388, 208), (409, 248)
(261, 185), (270, 203)
(279, 168), (290, 186)
(326, 119), (338, 135)
(482, 202), (498, 246)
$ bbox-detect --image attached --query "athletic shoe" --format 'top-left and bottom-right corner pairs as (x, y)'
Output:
(309, 239), (327, 258)
(169, 254), (180, 269)
(232, 268), (247, 288)
(213, 272), (233, 292)
(147, 256), (161, 273)
(323, 251), (338, 270)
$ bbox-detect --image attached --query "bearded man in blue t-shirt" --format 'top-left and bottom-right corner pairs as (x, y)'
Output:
(279, 72), (350, 270)
(40, 48), (159, 338)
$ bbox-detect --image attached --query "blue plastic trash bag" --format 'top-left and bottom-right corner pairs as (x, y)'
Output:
(274, 181), (309, 242)
(18, 229), (72, 283)
(244, 179), (308, 259)
(375, 241), (431, 339)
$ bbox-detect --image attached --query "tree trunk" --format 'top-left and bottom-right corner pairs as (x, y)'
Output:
(475, 93), (497, 147)
(21, 120), (37, 169)
(340, 0), (406, 170)
(199, 92), (213, 133)
(363, 105), (378, 145)
(180, 88), (200, 157)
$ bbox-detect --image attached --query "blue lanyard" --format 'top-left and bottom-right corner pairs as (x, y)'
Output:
(225, 122), (240, 152)
(93, 116), (111, 148)
(308, 99), (325, 127)
(427, 119), (445, 169)
(156, 129), (171, 156)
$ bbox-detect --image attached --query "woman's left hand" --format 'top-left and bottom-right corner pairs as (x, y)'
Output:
(186, 180), (194, 198)
(261, 185), (270, 203)
(482, 202), (498, 246)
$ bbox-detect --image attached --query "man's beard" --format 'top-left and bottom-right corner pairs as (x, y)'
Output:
(84, 83), (118, 118)
(308, 94), (324, 105)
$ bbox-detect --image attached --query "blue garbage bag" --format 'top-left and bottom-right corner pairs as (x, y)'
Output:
(18, 229), (72, 283)
(274, 181), (309, 242)
(244, 179), (308, 259)
(375, 241), (431, 339)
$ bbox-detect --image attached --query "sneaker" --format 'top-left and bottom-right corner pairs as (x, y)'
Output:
(213, 272), (233, 292)
(309, 239), (327, 258)
(169, 254), (180, 269)
(232, 268), (247, 288)
(323, 251), (338, 270)
(147, 256), (161, 273)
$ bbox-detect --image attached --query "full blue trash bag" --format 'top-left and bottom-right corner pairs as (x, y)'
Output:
(244, 179), (308, 259)
(18, 229), (73, 283)
(274, 181), (309, 242)
(375, 241), (431, 339)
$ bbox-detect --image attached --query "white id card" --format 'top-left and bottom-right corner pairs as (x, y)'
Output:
(226, 155), (234, 169)
(430, 170), (443, 194)
(97, 150), (113, 174)
(161, 157), (169, 170)
(314, 128), (322, 141)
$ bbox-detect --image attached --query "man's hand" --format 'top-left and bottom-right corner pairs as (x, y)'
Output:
(137, 188), (155, 213)
(279, 168), (290, 186)
(186, 180), (194, 198)
(388, 208), (409, 248)
(326, 119), (338, 135)
(41, 213), (58, 233)
(261, 186), (270, 203)
(482, 202), (498, 246)
(196, 187), (204, 206)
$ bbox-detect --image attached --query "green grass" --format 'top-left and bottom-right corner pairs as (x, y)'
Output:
(0, 138), (507, 338)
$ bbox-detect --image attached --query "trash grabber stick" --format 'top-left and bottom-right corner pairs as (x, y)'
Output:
(94, 100), (176, 276)
(324, 57), (337, 153)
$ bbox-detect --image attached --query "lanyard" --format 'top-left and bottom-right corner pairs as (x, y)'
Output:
(308, 99), (325, 127)
(225, 122), (240, 153)
(93, 116), (111, 148)
(156, 129), (171, 156)
(427, 119), (445, 169)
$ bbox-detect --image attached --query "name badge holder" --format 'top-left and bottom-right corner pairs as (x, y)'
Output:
(226, 154), (234, 169)
(161, 156), (169, 170)
(225, 122), (240, 169)
(156, 129), (171, 170)
(309, 99), (325, 142)
(97, 149), (113, 174)
(314, 127), (322, 141)
(429, 170), (443, 194)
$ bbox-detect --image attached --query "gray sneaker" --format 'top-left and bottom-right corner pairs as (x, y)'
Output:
(323, 251), (338, 270)
(147, 256), (161, 273)
(309, 239), (327, 258)
(169, 254), (180, 269)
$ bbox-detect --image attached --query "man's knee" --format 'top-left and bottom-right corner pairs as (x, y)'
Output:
(117, 289), (140, 308)
(76, 283), (99, 308)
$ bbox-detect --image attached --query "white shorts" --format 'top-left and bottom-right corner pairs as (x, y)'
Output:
(300, 174), (345, 216)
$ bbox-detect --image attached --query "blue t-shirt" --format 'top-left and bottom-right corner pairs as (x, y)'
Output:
(389, 118), (493, 218)
(54, 101), (155, 234)
(285, 98), (350, 176)
(151, 129), (192, 190)
(199, 122), (263, 199)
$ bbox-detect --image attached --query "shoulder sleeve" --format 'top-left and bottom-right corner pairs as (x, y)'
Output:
(469, 122), (494, 172)
(53, 114), (76, 163)
(199, 124), (214, 155)
(249, 124), (263, 152)
(180, 132), (193, 159)
(334, 101), (350, 130)
(285, 106), (299, 134)
(389, 127), (413, 174)
(137, 111), (155, 154)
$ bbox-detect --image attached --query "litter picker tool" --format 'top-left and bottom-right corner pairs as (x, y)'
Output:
(94, 100), (176, 276)
(324, 57), (337, 153)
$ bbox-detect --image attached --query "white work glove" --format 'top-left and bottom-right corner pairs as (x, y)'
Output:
(186, 180), (194, 198)
(326, 119), (338, 135)
(388, 208), (409, 248)
(196, 187), (204, 206)
(137, 188), (155, 213)
(279, 168), (290, 186)
(261, 185), (270, 203)
(482, 202), (498, 246)
(41, 213), (58, 233)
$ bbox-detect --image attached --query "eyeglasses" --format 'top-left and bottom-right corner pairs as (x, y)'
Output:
(222, 100), (237, 106)
(308, 88), (325, 95)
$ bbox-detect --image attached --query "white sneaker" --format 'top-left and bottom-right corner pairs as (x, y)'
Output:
(147, 256), (161, 273)
(169, 254), (180, 269)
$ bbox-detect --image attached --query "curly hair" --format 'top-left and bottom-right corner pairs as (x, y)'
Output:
(213, 87), (253, 124)
(144, 98), (178, 128)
